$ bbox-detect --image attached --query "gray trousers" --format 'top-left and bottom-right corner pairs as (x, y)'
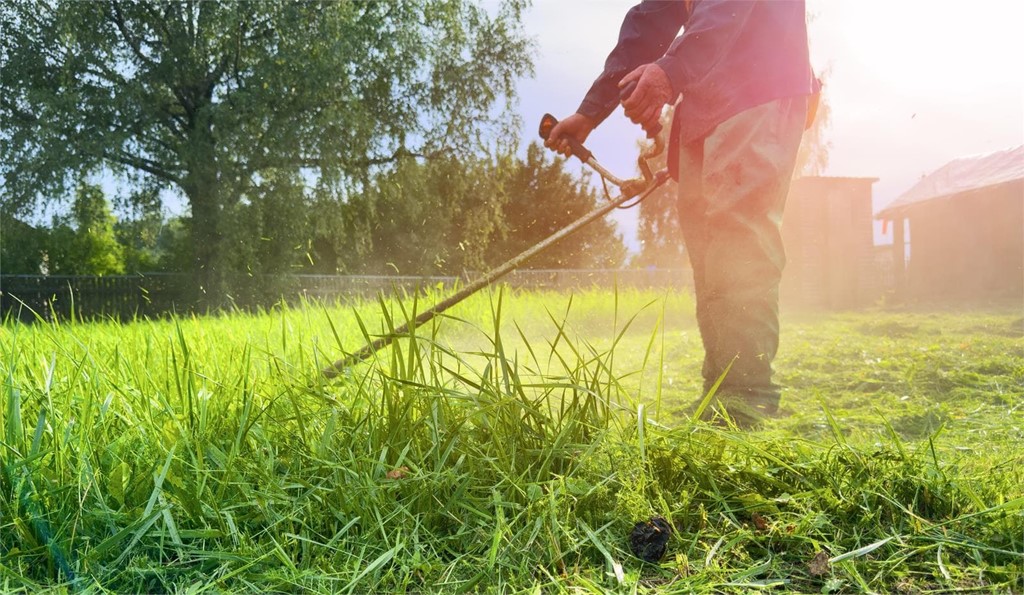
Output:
(676, 96), (807, 409)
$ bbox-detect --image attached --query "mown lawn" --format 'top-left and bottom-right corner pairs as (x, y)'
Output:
(1, 288), (1021, 592)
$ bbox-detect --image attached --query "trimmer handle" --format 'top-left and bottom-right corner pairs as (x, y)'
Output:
(539, 113), (593, 163)
(618, 81), (663, 139)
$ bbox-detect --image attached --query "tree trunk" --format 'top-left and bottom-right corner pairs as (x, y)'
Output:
(186, 186), (226, 309)
(182, 122), (227, 310)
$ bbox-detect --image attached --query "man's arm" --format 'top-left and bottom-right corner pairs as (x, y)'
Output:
(653, 1), (759, 99)
(545, 1), (688, 156)
(577, 1), (689, 125)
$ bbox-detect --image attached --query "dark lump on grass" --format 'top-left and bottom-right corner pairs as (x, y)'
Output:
(629, 517), (672, 563)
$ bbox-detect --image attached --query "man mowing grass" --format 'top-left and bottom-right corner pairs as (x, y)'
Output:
(545, 0), (818, 429)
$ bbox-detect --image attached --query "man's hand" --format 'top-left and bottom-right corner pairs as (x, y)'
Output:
(543, 112), (596, 158)
(619, 63), (673, 136)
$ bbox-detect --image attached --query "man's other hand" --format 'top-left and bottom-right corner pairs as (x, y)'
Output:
(543, 112), (596, 158)
(619, 64), (672, 136)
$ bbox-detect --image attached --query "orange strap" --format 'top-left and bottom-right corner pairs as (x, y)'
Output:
(805, 90), (821, 130)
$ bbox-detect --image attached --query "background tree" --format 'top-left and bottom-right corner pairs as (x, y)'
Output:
(329, 154), (510, 276)
(485, 143), (626, 270)
(0, 214), (47, 274)
(1, 0), (533, 304)
(113, 186), (165, 272)
(151, 216), (192, 273)
(47, 182), (125, 275)
(305, 145), (625, 277)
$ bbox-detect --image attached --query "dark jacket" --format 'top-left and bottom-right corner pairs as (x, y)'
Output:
(577, 0), (817, 175)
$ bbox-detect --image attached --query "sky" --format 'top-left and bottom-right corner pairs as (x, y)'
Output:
(512, 0), (1024, 250)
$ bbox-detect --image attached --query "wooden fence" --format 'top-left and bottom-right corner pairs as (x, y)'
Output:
(0, 269), (693, 322)
(0, 274), (188, 322)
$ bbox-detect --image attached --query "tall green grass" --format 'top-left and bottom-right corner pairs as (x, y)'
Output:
(0, 288), (1021, 592)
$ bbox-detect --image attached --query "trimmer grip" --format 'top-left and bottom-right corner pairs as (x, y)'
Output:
(618, 81), (663, 139)
(539, 113), (593, 162)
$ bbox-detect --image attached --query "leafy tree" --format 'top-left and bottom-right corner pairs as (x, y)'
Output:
(486, 143), (626, 270)
(1, 1), (533, 303)
(316, 145), (626, 277)
(47, 182), (125, 275)
(219, 170), (315, 305)
(329, 154), (510, 276)
(152, 216), (192, 273)
(235, 171), (312, 277)
(0, 214), (47, 274)
(113, 186), (165, 272)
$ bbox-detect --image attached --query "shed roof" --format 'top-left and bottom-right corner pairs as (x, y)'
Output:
(876, 145), (1024, 219)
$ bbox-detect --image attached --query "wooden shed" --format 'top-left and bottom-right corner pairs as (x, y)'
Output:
(780, 176), (879, 309)
(876, 146), (1024, 302)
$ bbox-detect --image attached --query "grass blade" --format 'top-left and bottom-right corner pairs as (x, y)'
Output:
(829, 536), (894, 564)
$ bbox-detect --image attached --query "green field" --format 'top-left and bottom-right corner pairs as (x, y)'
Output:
(2, 288), (1022, 593)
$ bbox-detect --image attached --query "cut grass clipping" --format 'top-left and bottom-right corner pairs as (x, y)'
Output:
(1, 287), (1021, 592)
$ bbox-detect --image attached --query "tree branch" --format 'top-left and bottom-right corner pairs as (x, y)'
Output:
(157, 103), (189, 135)
(103, 149), (181, 186)
(82, 62), (129, 89)
(0, 97), (39, 125)
(356, 147), (452, 167)
(141, 1), (174, 43)
(253, 147), (453, 172)
(106, 1), (157, 69)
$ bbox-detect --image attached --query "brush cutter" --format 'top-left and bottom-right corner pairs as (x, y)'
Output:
(322, 107), (670, 378)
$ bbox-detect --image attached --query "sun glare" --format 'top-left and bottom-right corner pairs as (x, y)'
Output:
(813, 0), (1024, 97)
